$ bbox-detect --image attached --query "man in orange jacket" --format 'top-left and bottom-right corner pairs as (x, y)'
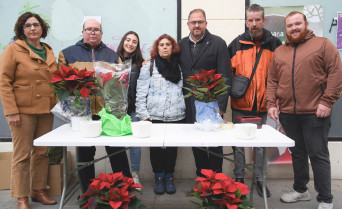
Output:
(228, 4), (282, 198)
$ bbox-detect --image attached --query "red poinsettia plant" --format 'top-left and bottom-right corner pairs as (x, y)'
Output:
(50, 65), (99, 104)
(183, 69), (228, 103)
(76, 172), (147, 209)
(192, 169), (254, 209)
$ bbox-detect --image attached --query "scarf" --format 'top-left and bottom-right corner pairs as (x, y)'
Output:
(154, 54), (181, 84)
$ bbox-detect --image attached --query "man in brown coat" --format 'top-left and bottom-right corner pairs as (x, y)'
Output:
(266, 11), (342, 209)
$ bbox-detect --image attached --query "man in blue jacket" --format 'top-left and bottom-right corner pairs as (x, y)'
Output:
(58, 18), (131, 193)
(179, 9), (231, 182)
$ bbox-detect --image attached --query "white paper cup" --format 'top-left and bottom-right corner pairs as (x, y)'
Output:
(79, 120), (102, 138)
(234, 123), (257, 140)
(131, 121), (152, 138)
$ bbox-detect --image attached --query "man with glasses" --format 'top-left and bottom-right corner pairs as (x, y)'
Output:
(178, 9), (231, 183)
(58, 18), (131, 194)
(227, 4), (282, 198)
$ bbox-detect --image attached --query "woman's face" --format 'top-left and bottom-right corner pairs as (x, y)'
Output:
(23, 17), (42, 43)
(123, 34), (138, 56)
(158, 38), (172, 61)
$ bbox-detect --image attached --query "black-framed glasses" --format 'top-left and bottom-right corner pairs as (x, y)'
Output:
(188, 20), (206, 26)
(84, 28), (101, 34)
(23, 23), (40, 29)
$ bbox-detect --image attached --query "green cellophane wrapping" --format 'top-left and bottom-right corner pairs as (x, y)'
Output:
(98, 108), (132, 136)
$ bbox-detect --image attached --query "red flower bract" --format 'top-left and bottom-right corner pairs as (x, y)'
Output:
(77, 172), (144, 209)
(183, 69), (228, 103)
(50, 65), (98, 102)
(192, 169), (254, 209)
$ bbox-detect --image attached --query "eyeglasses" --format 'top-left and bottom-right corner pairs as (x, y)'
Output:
(23, 23), (40, 29)
(188, 20), (206, 26)
(84, 28), (101, 34)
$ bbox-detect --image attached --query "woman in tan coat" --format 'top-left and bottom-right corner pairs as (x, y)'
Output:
(0, 12), (57, 209)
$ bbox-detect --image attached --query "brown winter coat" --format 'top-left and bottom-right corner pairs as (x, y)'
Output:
(266, 30), (342, 114)
(0, 40), (57, 115)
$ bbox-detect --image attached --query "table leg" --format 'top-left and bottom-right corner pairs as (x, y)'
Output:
(75, 147), (84, 193)
(262, 147), (268, 209)
(250, 148), (257, 203)
(59, 147), (67, 209)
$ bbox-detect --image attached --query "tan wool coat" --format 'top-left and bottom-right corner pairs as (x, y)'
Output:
(0, 40), (57, 116)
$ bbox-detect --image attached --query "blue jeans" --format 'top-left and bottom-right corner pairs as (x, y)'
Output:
(279, 113), (332, 203)
(129, 111), (141, 172)
(232, 110), (267, 181)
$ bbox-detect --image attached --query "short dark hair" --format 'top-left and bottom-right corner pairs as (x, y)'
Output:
(14, 12), (49, 40)
(246, 4), (264, 19)
(116, 31), (144, 69)
(285, 11), (307, 23)
(188, 8), (206, 21)
(150, 34), (180, 59)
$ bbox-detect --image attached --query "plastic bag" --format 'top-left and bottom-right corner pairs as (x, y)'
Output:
(51, 96), (91, 122)
(94, 60), (131, 119)
(98, 108), (132, 136)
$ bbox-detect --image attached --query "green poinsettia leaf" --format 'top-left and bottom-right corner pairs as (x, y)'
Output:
(197, 87), (209, 93)
(57, 89), (70, 102)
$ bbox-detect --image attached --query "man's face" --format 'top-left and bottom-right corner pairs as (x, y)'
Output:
(187, 11), (207, 41)
(245, 11), (264, 38)
(82, 19), (103, 48)
(285, 13), (308, 43)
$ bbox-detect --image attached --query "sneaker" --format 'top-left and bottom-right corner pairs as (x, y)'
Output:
(154, 173), (165, 195)
(318, 202), (333, 209)
(132, 171), (142, 191)
(165, 173), (176, 194)
(280, 189), (311, 203)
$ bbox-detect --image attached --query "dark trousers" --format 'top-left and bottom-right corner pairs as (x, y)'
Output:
(279, 113), (333, 203)
(192, 146), (223, 177)
(78, 146), (131, 193)
(150, 147), (177, 173)
(150, 119), (184, 174)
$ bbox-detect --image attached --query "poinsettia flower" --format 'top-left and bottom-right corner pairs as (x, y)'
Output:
(184, 69), (228, 103)
(50, 65), (98, 103)
(191, 169), (253, 209)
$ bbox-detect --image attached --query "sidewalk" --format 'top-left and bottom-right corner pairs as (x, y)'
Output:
(1, 178), (341, 209)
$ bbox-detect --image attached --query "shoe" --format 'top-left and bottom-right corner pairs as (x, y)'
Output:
(255, 181), (271, 197)
(30, 189), (57, 205)
(280, 189), (311, 203)
(132, 171), (142, 191)
(154, 173), (165, 195)
(18, 197), (30, 209)
(165, 173), (176, 194)
(235, 178), (244, 184)
(318, 202), (333, 209)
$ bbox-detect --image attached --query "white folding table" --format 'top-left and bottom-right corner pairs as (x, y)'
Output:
(34, 123), (294, 209)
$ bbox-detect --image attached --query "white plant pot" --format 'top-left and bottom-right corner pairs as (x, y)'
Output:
(131, 121), (152, 138)
(234, 123), (257, 140)
(79, 120), (102, 138)
(71, 116), (88, 132)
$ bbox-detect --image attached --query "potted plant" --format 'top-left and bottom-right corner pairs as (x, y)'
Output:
(183, 69), (228, 129)
(191, 169), (254, 209)
(50, 65), (99, 130)
(76, 172), (147, 209)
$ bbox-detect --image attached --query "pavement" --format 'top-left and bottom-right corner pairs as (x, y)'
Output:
(1, 178), (341, 209)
